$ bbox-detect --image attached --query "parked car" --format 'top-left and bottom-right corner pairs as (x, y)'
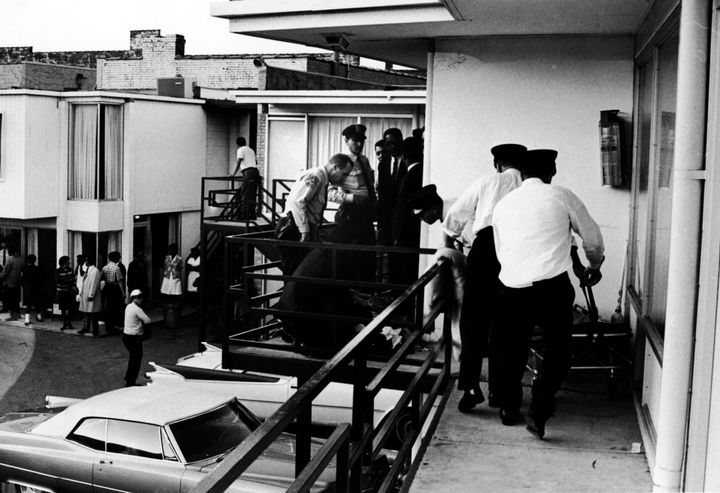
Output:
(146, 343), (413, 446)
(0, 385), (334, 493)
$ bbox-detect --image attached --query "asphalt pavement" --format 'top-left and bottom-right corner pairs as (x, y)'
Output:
(0, 307), (200, 414)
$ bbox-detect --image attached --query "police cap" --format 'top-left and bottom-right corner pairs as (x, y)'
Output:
(524, 149), (558, 173)
(342, 124), (367, 141)
(490, 143), (527, 165)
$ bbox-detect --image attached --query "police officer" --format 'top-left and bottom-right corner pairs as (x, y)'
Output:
(492, 149), (604, 437)
(442, 143), (527, 413)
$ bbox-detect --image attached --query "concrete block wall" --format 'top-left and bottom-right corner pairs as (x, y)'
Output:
(0, 63), (96, 90)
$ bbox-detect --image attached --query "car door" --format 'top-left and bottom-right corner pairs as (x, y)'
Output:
(93, 420), (182, 493)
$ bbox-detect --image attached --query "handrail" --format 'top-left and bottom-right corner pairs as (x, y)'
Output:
(192, 258), (450, 492)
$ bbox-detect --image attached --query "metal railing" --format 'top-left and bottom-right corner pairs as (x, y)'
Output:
(192, 233), (453, 492)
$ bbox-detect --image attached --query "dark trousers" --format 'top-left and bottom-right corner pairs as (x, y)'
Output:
(3, 286), (21, 314)
(495, 272), (574, 416)
(83, 312), (100, 335)
(103, 284), (124, 332)
(240, 167), (261, 218)
(458, 228), (501, 392)
(122, 333), (143, 385)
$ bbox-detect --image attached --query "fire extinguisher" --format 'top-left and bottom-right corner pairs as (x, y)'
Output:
(599, 110), (624, 187)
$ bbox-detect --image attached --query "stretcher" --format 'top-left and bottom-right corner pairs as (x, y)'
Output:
(526, 284), (632, 397)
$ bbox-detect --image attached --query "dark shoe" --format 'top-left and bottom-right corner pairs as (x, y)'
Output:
(488, 393), (500, 408)
(458, 388), (485, 413)
(526, 411), (546, 439)
(499, 408), (522, 426)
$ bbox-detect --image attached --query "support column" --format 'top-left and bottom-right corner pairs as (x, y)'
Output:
(653, 1), (711, 491)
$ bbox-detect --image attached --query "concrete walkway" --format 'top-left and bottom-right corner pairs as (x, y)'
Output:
(412, 371), (651, 492)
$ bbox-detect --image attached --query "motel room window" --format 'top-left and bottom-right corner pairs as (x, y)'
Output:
(68, 230), (122, 268)
(629, 29), (679, 337)
(69, 103), (123, 200)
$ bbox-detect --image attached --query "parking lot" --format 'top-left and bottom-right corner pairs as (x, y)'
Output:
(0, 310), (199, 415)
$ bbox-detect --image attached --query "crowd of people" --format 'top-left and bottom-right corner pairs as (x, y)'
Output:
(0, 244), (203, 387)
(275, 127), (605, 439)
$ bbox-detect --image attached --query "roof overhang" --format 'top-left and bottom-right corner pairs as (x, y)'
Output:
(226, 89), (426, 105)
(210, 0), (655, 69)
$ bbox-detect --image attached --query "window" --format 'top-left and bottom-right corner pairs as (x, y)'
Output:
(169, 400), (258, 463)
(68, 418), (107, 451)
(69, 103), (123, 200)
(69, 230), (122, 268)
(106, 420), (163, 460)
(629, 30), (680, 335)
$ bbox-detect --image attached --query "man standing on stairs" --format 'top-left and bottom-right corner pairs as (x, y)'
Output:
(232, 136), (260, 220)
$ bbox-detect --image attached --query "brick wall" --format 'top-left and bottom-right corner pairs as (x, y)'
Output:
(256, 110), (267, 172)
(0, 63), (96, 90)
(0, 46), (138, 68)
(262, 66), (392, 90)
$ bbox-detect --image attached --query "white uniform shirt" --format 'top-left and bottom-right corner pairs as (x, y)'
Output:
(124, 302), (151, 336)
(236, 146), (257, 171)
(442, 168), (522, 243)
(492, 178), (604, 288)
(287, 167), (329, 234)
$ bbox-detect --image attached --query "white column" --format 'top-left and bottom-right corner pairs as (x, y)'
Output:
(653, 1), (711, 491)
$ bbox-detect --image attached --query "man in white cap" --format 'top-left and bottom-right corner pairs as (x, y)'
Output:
(123, 289), (151, 387)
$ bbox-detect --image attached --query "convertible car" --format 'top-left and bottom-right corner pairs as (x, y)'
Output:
(146, 343), (412, 445)
(0, 386), (333, 493)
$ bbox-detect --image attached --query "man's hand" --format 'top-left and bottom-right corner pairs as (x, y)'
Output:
(581, 268), (602, 287)
(443, 234), (457, 250)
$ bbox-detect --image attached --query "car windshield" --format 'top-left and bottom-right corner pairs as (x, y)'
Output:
(169, 400), (259, 463)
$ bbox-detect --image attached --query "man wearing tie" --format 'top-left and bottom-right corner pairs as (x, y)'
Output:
(377, 127), (407, 247)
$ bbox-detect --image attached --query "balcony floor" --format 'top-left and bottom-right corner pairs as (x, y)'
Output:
(413, 368), (651, 492)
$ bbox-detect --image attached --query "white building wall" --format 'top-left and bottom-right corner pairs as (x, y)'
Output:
(0, 94), (28, 218)
(23, 95), (62, 218)
(427, 36), (634, 317)
(124, 100), (206, 215)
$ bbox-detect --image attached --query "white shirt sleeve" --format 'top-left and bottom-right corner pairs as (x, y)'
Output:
(442, 181), (481, 239)
(564, 188), (605, 268)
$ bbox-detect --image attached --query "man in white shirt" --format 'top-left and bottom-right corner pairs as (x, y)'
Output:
(492, 149), (604, 438)
(123, 289), (151, 387)
(442, 143), (526, 413)
(232, 137), (260, 220)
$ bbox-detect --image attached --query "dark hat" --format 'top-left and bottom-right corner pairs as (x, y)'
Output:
(342, 124), (367, 140)
(490, 143), (527, 164)
(525, 149), (558, 170)
(408, 184), (442, 213)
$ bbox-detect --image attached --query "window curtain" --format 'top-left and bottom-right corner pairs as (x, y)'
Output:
(107, 231), (122, 254)
(69, 231), (84, 262)
(168, 215), (179, 246)
(104, 105), (123, 199)
(361, 117), (414, 167)
(307, 116), (355, 169)
(25, 228), (38, 259)
(70, 105), (98, 199)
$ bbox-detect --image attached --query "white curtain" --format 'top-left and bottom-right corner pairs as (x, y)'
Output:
(104, 105), (123, 199)
(361, 117), (414, 168)
(69, 231), (84, 261)
(25, 228), (38, 260)
(70, 105), (98, 199)
(107, 231), (122, 254)
(307, 116), (355, 169)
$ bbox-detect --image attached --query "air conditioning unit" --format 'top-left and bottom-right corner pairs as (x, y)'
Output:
(157, 76), (195, 98)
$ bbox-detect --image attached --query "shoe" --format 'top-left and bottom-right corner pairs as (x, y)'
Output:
(488, 393), (500, 408)
(77, 328), (90, 334)
(526, 411), (546, 439)
(458, 388), (485, 413)
(499, 408), (522, 426)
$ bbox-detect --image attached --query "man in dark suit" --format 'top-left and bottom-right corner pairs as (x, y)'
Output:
(389, 136), (424, 285)
(377, 128), (407, 246)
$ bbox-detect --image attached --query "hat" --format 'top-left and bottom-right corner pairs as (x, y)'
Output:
(524, 149), (558, 171)
(408, 184), (443, 213)
(130, 289), (143, 298)
(342, 124), (367, 141)
(490, 143), (527, 164)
